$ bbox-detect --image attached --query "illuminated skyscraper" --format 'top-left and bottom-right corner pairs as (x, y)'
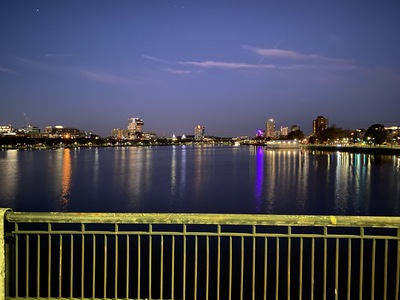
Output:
(313, 116), (329, 135)
(194, 125), (205, 141)
(127, 117), (144, 139)
(265, 119), (275, 138)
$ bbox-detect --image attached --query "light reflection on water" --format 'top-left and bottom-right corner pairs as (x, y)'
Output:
(0, 146), (399, 216)
(61, 148), (71, 210)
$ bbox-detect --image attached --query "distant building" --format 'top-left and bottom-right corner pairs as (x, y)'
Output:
(0, 124), (16, 136)
(265, 119), (275, 138)
(280, 126), (289, 136)
(127, 117), (144, 139)
(21, 125), (40, 135)
(256, 129), (264, 138)
(44, 126), (81, 139)
(194, 125), (205, 141)
(290, 125), (300, 132)
(111, 128), (128, 139)
(313, 116), (329, 135)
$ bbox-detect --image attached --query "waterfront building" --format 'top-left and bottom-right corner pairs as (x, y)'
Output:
(127, 117), (144, 139)
(313, 116), (329, 135)
(265, 119), (275, 138)
(21, 124), (40, 136)
(44, 125), (81, 139)
(280, 126), (289, 136)
(0, 124), (16, 136)
(111, 128), (128, 139)
(194, 125), (205, 141)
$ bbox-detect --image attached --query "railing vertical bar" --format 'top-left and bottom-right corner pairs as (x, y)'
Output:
(81, 224), (85, 299)
(217, 225), (221, 300)
(264, 237), (268, 300)
(206, 236), (209, 300)
(359, 228), (364, 300)
(126, 235), (130, 300)
(171, 236), (175, 300)
(149, 225), (152, 300)
(347, 239), (352, 300)
(383, 239), (388, 300)
(396, 229), (400, 300)
(299, 237), (303, 300)
(323, 227), (327, 300)
(25, 234), (29, 298)
(137, 235), (141, 300)
(160, 235), (164, 300)
(335, 238), (339, 300)
(194, 236), (198, 300)
(15, 225), (19, 299)
(104, 235), (108, 298)
(311, 238), (315, 300)
(183, 224), (187, 300)
(115, 224), (119, 300)
(92, 235), (96, 299)
(371, 239), (376, 300)
(48, 223), (52, 298)
(70, 235), (74, 298)
(287, 227), (291, 300)
(275, 237), (279, 300)
(59, 234), (62, 299)
(252, 225), (256, 300)
(37, 235), (40, 298)
(229, 236), (232, 300)
(240, 236), (244, 300)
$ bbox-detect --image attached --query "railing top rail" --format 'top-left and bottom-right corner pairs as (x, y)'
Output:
(4, 210), (400, 228)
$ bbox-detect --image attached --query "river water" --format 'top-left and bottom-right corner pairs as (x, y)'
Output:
(0, 145), (399, 215)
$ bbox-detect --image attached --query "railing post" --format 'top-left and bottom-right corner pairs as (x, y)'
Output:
(0, 208), (11, 300)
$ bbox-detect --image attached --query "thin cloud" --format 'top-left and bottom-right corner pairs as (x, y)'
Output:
(179, 60), (275, 70)
(44, 53), (71, 57)
(80, 70), (136, 84)
(166, 68), (200, 75)
(243, 45), (352, 65)
(178, 60), (360, 72)
(142, 55), (172, 64)
(0, 65), (18, 74)
(16, 57), (57, 70)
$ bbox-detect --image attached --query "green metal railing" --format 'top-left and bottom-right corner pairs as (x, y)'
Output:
(1, 208), (400, 299)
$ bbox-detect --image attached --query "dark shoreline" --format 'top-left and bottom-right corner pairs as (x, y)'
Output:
(301, 144), (400, 155)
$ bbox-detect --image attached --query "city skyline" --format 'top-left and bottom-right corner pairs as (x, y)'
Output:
(1, 1), (400, 137)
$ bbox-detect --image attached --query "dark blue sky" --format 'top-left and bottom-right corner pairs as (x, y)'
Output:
(1, 1), (400, 137)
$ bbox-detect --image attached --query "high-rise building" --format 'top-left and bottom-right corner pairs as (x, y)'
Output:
(313, 116), (329, 135)
(265, 119), (275, 138)
(127, 117), (144, 139)
(280, 126), (289, 136)
(194, 125), (205, 141)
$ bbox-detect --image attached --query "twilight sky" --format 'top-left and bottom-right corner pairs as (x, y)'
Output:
(1, 1), (400, 137)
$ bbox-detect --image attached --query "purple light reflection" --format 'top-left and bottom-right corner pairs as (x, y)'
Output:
(255, 146), (264, 212)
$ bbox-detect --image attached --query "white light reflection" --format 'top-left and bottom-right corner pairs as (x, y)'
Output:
(180, 145), (187, 196)
(0, 150), (18, 205)
(170, 146), (177, 197)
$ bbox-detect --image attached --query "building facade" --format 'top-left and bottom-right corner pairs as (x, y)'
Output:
(44, 126), (81, 139)
(313, 116), (329, 135)
(265, 119), (275, 138)
(194, 125), (205, 141)
(127, 117), (144, 139)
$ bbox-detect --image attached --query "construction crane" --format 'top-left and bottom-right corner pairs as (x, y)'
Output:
(23, 113), (31, 127)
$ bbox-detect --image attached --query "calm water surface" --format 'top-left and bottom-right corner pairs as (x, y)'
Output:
(0, 146), (399, 215)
